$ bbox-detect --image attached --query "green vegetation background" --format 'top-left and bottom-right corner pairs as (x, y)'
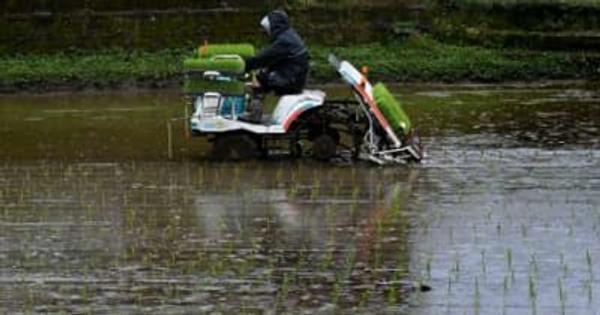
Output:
(1, 0), (599, 91)
(2, 36), (597, 92)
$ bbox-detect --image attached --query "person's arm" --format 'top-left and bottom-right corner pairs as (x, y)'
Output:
(245, 39), (288, 72)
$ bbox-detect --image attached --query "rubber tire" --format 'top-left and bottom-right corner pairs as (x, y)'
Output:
(312, 134), (337, 161)
(212, 134), (259, 161)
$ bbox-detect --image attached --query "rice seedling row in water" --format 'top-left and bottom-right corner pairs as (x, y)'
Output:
(586, 280), (593, 304)
(529, 253), (538, 278)
(586, 249), (593, 277)
(558, 277), (566, 315)
(451, 252), (461, 282)
(506, 248), (513, 272)
(474, 276), (480, 315)
(529, 273), (537, 315)
(426, 256), (432, 281)
(560, 252), (570, 278)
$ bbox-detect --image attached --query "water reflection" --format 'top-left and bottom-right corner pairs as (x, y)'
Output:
(0, 162), (421, 314)
(1, 83), (599, 314)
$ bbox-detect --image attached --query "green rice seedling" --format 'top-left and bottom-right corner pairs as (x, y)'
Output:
(279, 273), (291, 303)
(352, 186), (360, 201)
(586, 249), (593, 276)
(472, 223), (479, 242)
(568, 225), (574, 237)
(331, 279), (342, 305)
(359, 289), (372, 308)
(275, 166), (283, 183)
(288, 182), (298, 198)
(587, 280), (594, 305)
(452, 253), (461, 281)
(426, 256), (432, 280)
(136, 293), (143, 307)
(126, 208), (137, 230)
(374, 245), (383, 269)
(387, 284), (397, 304)
(264, 259), (275, 284)
(332, 181), (340, 197)
(511, 268), (515, 285)
(237, 258), (250, 277)
(197, 167), (205, 186)
(80, 284), (89, 305)
(25, 287), (34, 311)
(349, 203), (357, 218)
(474, 277), (480, 314)
(562, 260), (569, 278)
(197, 43), (256, 59)
(320, 247), (334, 271)
(558, 278), (566, 314)
(389, 186), (402, 214)
(372, 83), (412, 136)
(345, 249), (356, 275)
(310, 176), (321, 200)
(530, 253), (538, 277)
(183, 56), (246, 74)
(297, 248), (307, 269)
(481, 249), (487, 275)
(506, 248), (513, 272)
(375, 218), (384, 237)
(528, 274), (537, 304)
(210, 259), (223, 276)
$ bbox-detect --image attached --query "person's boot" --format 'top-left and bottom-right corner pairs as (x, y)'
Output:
(249, 97), (263, 123)
(240, 94), (264, 123)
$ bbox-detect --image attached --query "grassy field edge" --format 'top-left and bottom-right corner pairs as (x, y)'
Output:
(1, 37), (598, 93)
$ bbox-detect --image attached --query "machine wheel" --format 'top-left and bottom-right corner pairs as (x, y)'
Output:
(212, 133), (259, 161)
(312, 133), (337, 161)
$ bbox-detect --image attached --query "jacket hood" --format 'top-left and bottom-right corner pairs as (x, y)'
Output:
(266, 10), (290, 38)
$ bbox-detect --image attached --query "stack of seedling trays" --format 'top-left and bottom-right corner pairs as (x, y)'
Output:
(372, 83), (412, 136)
(183, 43), (255, 117)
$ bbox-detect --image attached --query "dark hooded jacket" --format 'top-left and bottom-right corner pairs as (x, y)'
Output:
(245, 10), (309, 95)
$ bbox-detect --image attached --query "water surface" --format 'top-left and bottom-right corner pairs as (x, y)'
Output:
(1, 84), (599, 314)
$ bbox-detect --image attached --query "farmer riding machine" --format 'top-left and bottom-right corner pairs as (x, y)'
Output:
(183, 43), (423, 165)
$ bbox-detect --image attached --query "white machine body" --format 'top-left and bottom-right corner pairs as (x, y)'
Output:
(190, 90), (325, 135)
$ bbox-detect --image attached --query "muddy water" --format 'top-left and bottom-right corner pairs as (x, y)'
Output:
(0, 84), (599, 314)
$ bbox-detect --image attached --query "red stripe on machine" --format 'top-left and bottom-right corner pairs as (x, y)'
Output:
(283, 108), (306, 131)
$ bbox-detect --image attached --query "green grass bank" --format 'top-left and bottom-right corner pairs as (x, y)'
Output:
(1, 37), (598, 93)
(432, 0), (600, 50)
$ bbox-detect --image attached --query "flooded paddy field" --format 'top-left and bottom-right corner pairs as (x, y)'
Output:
(1, 84), (600, 314)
